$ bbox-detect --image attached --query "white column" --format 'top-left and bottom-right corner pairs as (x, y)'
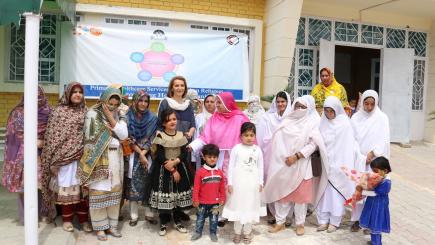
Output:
(23, 12), (41, 245)
(263, 0), (303, 97)
(424, 20), (435, 143)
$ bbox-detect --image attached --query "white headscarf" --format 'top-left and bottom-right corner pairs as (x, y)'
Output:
(351, 90), (390, 160)
(243, 95), (265, 124)
(256, 91), (292, 148)
(262, 97), (329, 206)
(194, 94), (215, 137)
(303, 95), (321, 128)
(319, 96), (365, 199)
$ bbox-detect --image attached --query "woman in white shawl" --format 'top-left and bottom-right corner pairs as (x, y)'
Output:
(256, 91), (292, 175)
(303, 94), (321, 128)
(349, 90), (390, 231)
(317, 96), (365, 233)
(192, 94), (215, 168)
(256, 91), (292, 224)
(243, 95), (265, 124)
(264, 96), (328, 236)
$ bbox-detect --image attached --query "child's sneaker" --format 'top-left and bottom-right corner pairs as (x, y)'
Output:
(159, 224), (167, 236)
(175, 223), (187, 233)
(210, 233), (218, 242)
(191, 232), (202, 241)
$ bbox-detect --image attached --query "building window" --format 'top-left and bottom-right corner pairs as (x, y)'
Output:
(361, 25), (384, 45)
(296, 17), (305, 45)
(190, 24), (209, 30)
(150, 21), (169, 27)
(335, 22), (359, 43)
(412, 60), (425, 110)
(386, 28), (406, 48)
(408, 31), (427, 57)
(298, 49), (313, 67)
(9, 14), (59, 83)
(211, 26), (231, 32)
(308, 19), (332, 46)
(127, 19), (147, 26)
(105, 17), (125, 24)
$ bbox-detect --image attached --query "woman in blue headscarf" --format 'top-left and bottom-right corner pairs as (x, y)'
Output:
(124, 90), (158, 226)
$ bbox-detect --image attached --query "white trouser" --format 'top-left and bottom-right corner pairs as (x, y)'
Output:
(275, 202), (307, 226)
(234, 221), (252, 235)
(130, 201), (154, 221)
(269, 202), (294, 223)
(316, 211), (343, 227)
(351, 201), (364, 222)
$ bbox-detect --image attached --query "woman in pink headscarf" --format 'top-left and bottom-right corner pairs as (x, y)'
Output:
(189, 92), (249, 176)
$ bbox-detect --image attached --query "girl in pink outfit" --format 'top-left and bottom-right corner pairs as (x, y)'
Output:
(189, 92), (250, 177)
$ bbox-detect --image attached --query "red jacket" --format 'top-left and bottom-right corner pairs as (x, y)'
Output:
(193, 165), (226, 204)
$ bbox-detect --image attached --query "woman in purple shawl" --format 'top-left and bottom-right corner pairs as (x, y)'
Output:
(2, 86), (51, 225)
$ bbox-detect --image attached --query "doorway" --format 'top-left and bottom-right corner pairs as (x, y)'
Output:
(333, 45), (381, 102)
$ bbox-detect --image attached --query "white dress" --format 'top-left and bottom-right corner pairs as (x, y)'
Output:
(222, 144), (267, 224)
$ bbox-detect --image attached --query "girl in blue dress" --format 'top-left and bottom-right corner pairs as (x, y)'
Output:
(360, 156), (392, 245)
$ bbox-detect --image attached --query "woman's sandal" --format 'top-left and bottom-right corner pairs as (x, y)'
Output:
(129, 219), (138, 227)
(243, 233), (252, 244)
(233, 234), (242, 244)
(62, 222), (74, 232)
(96, 231), (107, 241)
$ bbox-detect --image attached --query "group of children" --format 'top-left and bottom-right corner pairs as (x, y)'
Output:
(155, 106), (264, 243)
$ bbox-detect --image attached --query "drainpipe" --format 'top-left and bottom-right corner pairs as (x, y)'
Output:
(23, 12), (41, 245)
(359, 0), (400, 21)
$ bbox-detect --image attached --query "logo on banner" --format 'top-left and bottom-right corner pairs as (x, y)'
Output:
(130, 29), (184, 82)
(73, 25), (103, 36)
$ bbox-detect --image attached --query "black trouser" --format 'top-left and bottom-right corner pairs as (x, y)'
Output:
(159, 208), (184, 225)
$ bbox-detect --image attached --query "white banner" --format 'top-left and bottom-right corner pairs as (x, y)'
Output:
(60, 23), (250, 100)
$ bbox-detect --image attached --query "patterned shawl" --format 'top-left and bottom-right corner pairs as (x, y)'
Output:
(77, 87), (122, 186)
(127, 90), (158, 146)
(2, 86), (51, 193)
(40, 82), (86, 219)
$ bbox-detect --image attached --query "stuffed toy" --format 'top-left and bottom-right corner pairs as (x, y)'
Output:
(341, 166), (383, 208)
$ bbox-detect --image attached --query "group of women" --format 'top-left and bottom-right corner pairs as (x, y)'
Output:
(2, 67), (391, 241)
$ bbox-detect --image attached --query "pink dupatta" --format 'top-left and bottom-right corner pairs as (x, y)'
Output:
(199, 92), (249, 150)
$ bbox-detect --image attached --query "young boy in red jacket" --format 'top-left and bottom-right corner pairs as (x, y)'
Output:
(191, 144), (226, 242)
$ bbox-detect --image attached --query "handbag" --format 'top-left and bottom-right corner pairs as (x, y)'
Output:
(311, 150), (322, 177)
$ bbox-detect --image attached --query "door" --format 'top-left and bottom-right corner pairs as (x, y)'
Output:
(380, 48), (413, 143)
(319, 39), (335, 72)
